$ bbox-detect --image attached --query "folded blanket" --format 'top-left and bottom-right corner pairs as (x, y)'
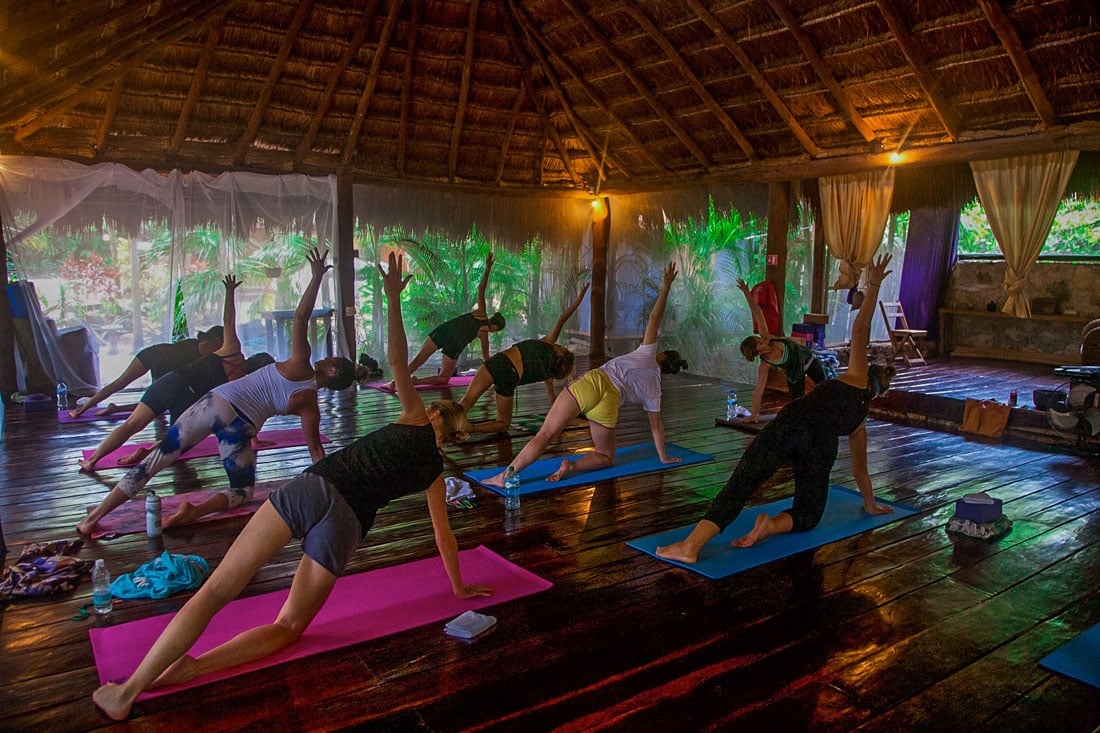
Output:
(110, 551), (210, 599)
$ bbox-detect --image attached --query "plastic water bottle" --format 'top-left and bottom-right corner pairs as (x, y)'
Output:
(92, 559), (112, 615)
(56, 379), (69, 409)
(726, 390), (738, 421)
(146, 490), (162, 537)
(503, 467), (521, 511)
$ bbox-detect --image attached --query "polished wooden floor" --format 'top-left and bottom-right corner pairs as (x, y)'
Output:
(1, 357), (1098, 732)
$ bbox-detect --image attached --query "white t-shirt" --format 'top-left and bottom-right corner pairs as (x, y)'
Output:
(600, 342), (661, 412)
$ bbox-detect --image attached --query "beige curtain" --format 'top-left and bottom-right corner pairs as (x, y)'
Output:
(970, 150), (1079, 318)
(819, 168), (896, 289)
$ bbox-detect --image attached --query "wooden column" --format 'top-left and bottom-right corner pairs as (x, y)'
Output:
(765, 181), (790, 330)
(336, 172), (356, 359)
(590, 197), (610, 359)
(0, 213), (16, 403)
(809, 187), (828, 314)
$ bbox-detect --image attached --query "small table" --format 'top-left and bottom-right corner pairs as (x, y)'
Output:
(261, 308), (335, 360)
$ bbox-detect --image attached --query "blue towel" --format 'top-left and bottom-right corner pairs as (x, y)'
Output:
(110, 551), (210, 599)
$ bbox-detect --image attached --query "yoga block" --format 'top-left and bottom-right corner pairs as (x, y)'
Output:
(22, 393), (53, 412)
(954, 496), (1003, 523)
(802, 313), (829, 325)
(791, 323), (826, 348)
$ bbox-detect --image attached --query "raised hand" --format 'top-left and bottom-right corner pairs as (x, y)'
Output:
(377, 251), (412, 297)
(222, 274), (241, 292)
(663, 261), (678, 290)
(736, 278), (751, 296)
(306, 247), (331, 281)
(866, 253), (893, 287)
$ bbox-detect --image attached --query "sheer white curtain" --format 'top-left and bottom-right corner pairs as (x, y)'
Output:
(819, 169), (896, 289)
(970, 151), (1079, 318)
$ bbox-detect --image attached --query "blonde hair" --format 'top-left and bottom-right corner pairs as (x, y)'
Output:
(429, 399), (470, 444)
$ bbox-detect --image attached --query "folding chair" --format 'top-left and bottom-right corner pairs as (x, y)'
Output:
(879, 301), (927, 366)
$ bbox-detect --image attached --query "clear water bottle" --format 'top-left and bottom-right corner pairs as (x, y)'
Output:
(503, 466), (521, 511)
(146, 490), (162, 537)
(92, 559), (112, 615)
(726, 390), (738, 420)
(56, 379), (69, 409)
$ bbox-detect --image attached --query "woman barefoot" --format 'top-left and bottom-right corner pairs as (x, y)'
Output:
(91, 252), (492, 721)
(656, 255), (898, 564)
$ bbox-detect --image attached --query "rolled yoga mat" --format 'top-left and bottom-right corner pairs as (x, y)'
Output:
(82, 429), (331, 470)
(627, 485), (918, 579)
(90, 545), (552, 701)
(465, 443), (714, 496)
(361, 375), (475, 392)
(1039, 622), (1100, 689)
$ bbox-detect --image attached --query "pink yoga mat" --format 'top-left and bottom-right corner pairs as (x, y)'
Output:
(362, 375), (474, 392)
(86, 482), (280, 539)
(59, 407), (133, 424)
(90, 545), (552, 700)
(83, 429), (331, 470)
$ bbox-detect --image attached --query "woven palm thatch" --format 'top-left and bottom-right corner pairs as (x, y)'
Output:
(1, 0), (1098, 194)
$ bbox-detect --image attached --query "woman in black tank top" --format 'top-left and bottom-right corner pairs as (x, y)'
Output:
(656, 255), (899, 566)
(458, 283), (589, 435)
(90, 252), (494, 722)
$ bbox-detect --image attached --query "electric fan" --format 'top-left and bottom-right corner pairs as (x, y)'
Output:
(1047, 371), (1100, 446)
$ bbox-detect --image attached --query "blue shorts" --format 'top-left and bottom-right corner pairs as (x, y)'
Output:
(269, 473), (366, 577)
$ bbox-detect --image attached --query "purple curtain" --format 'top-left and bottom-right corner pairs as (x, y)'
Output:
(898, 207), (959, 338)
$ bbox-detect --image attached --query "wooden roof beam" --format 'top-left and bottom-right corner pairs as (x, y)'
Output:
(448, 0), (480, 181)
(295, 0), (381, 167)
(93, 74), (126, 157)
(508, 1), (663, 173)
(397, 0), (422, 175)
(764, 0), (877, 143)
(234, 0), (314, 165)
(687, 0), (819, 158)
(167, 24), (222, 157)
(560, 0), (712, 169)
(506, 0), (627, 183)
(340, 0), (404, 166)
(873, 0), (961, 141)
(975, 0), (1057, 130)
(496, 85), (526, 186)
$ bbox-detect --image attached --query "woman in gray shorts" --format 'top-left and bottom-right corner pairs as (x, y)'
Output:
(91, 252), (495, 722)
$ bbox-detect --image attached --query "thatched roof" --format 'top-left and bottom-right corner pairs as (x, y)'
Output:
(2, 0), (1099, 195)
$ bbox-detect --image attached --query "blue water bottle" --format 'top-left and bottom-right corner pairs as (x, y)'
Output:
(56, 379), (69, 409)
(503, 467), (521, 511)
(726, 390), (738, 420)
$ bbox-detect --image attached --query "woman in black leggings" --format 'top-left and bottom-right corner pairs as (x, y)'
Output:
(657, 254), (897, 561)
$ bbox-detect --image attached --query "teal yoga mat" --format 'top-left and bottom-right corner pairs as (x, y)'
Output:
(465, 443), (713, 496)
(1040, 623), (1100, 689)
(627, 486), (918, 579)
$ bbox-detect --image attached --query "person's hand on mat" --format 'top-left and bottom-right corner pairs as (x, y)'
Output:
(863, 501), (894, 515)
(454, 583), (494, 599)
(659, 455), (683, 464)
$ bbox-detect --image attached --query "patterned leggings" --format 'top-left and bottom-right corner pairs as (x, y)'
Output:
(116, 392), (258, 507)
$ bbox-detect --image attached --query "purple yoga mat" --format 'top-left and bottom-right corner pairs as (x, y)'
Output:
(361, 375), (474, 392)
(82, 429), (331, 470)
(89, 545), (552, 700)
(59, 407), (133, 424)
(86, 482), (280, 539)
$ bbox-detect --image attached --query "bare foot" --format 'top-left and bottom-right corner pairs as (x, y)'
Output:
(116, 446), (151, 466)
(731, 513), (774, 548)
(546, 459), (576, 482)
(655, 540), (699, 564)
(97, 403), (121, 416)
(92, 682), (135, 721)
(483, 472), (506, 489)
(163, 501), (201, 529)
(151, 654), (199, 688)
(78, 458), (97, 473)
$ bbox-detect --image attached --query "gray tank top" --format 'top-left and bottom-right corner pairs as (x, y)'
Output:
(212, 363), (315, 427)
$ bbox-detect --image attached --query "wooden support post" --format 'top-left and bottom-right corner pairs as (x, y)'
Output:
(590, 197), (610, 360)
(766, 181), (790, 331)
(336, 172), (357, 359)
(810, 190), (828, 315)
(0, 213), (16, 403)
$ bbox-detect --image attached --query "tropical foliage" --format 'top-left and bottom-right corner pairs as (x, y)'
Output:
(958, 194), (1100, 257)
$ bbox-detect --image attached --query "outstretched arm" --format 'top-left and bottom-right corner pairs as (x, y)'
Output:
(737, 278), (774, 340)
(846, 254), (892, 381)
(542, 282), (590, 344)
(473, 252), (495, 316)
(647, 410), (681, 464)
(216, 275), (242, 356)
(643, 262), (678, 346)
(378, 252), (426, 423)
(288, 248), (331, 368)
(849, 423), (892, 515)
(426, 477), (493, 599)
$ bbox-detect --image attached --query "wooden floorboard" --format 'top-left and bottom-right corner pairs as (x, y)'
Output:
(0, 356), (1098, 731)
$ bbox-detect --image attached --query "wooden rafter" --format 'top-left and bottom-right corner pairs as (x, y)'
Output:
(496, 85), (526, 186)
(167, 24), (222, 157)
(295, 0), (381, 167)
(397, 0), (422, 175)
(93, 74), (127, 157)
(975, 0), (1056, 129)
(873, 0), (961, 141)
(625, 2), (758, 161)
(560, 0), (711, 169)
(448, 0), (481, 181)
(509, 2), (663, 173)
(686, 0), (818, 158)
(341, 0), (403, 166)
(764, 0), (877, 143)
(234, 0), (314, 164)
(505, 0), (626, 183)
(5, 0), (237, 129)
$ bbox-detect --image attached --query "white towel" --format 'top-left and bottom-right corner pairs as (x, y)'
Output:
(445, 477), (475, 502)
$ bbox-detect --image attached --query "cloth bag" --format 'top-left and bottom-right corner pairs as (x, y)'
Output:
(959, 398), (1011, 438)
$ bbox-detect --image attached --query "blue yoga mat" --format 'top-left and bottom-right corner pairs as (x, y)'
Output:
(627, 486), (918, 579)
(466, 443), (714, 496)
(1040, 623), (1100, 689)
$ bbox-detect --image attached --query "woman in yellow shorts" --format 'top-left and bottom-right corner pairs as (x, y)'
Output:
(483, 262), (685, 486)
